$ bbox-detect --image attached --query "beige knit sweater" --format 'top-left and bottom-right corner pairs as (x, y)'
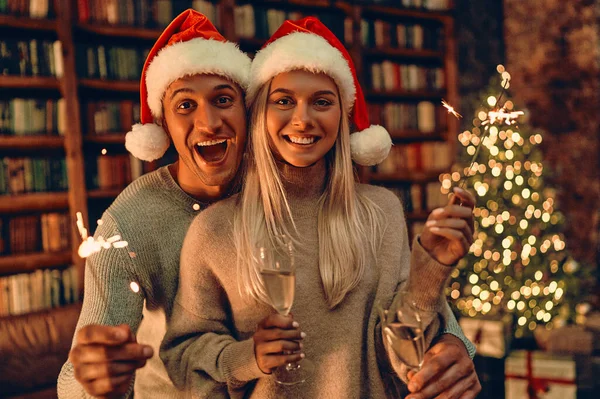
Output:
(161, 160), (456, 398)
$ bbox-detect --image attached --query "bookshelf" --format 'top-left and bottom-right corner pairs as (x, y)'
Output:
(0, 0), (457, 316)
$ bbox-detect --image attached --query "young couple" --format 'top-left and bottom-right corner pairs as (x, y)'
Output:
(58, 9), (480, 399)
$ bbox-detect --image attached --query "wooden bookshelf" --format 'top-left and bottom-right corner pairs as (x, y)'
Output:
(0, 251), (72, 277)
(0, 192), (70, 213)
(0, 14), (57, 31)
(0, 76), (61, 90)
(0, 136), (65, 150)
(0, 0), (458, 326)
(79, 79), (139, 92)
(84, 135), (126, 145)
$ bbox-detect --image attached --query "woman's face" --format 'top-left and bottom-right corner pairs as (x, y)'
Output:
(266, 70), (341, 168)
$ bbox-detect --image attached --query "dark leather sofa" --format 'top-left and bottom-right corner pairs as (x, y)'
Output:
(0, 303), (81, 398)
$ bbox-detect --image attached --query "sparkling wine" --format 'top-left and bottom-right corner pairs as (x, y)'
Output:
(384, 322), (425, 369)
(261, 269), (295, 315)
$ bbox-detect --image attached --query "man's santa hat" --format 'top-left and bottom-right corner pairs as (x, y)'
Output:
(247, 17), (391, 166)
(125, 9), (251, 162)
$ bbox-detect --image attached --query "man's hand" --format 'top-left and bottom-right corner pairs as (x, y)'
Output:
(69, 324), (153, 399)
(253, 313), (304, 374)
(406, 334), (481, 399)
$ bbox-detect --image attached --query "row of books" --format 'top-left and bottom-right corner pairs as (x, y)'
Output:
(376, 141), (451, 174)
(370, 62), (444, 92)
(387, 180), (446, 214)
(76, 0), (218, 29)
(0, 0), (52, 18)
(361, 0), (450, 10)
(87, 154), (143, 190)
(233, 4), (346, 43)
(0, 98), (66, 136)
(0, 39), (63, 78)
(0, 157), (68, 195)
(85, 100), (140, 135)
(368, 101), (447, 133)
(0, 265), (78, 317)
(76, 45), (149, 82)
(0, 212), (71, 255)
(361, 19), (443, 51)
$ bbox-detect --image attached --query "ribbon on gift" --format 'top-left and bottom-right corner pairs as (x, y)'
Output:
(504, 351), (575, 399)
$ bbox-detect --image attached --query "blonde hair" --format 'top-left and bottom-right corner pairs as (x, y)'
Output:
(234, 79), (384, 308)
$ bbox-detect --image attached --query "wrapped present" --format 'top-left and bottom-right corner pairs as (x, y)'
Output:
(459, 316), (511, 358)
(505, 350), (576, 399)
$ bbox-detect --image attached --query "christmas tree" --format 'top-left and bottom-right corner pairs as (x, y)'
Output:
(442, 65), (586, 338)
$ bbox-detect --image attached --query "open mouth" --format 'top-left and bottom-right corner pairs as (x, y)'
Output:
(284, 135), (320, 145)
(195, 139), (229, 163)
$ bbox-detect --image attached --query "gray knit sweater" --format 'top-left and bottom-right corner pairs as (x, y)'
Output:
(161, 160), (473, 399)
(57, 166), (203, 398)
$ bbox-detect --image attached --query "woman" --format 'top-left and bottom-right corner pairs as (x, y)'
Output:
(161, 18), (475, 398)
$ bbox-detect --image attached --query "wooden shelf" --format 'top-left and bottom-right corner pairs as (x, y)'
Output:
(366, 89), (445, 100)
(0, 136), (65, 150)
(0, 75), (60, 90)
(388, 130), (446, 143)
(0, 192), (69, 214)
(0, 14), (57, 31)
(79, 78), (139, 92)
(0, 251), (72, 277)
(84, 135), (125, 145)
(76, 23), (161, 40)
(87, 188), (124, 199)
(362, 5), (451, 22)
(363, 47), (443, 60)
(369, 169), (445, 184)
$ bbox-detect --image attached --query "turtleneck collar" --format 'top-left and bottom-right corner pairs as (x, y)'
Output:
(277, 158), (328, 200)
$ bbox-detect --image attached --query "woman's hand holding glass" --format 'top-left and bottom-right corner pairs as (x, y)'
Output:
(420, 187), (476, 265)
(253, 314), (305, 374)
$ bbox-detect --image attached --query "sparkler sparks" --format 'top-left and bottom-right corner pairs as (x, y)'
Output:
(442, 99), (462, 119)
(76, 212), (129, 258)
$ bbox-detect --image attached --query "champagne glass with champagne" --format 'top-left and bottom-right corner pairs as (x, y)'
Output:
(379, 290), (425, 371)
(257, 234), (314, 385)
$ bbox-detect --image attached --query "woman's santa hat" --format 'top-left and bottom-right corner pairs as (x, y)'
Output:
(125, 9), (251, 162)
(247, 17), (391, 166)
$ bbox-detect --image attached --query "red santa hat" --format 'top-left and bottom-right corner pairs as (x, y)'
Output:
(247, 17), (391, 166)
(125, 9), (251, 162)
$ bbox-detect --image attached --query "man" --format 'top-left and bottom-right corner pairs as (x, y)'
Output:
(58, 9), (479, 399)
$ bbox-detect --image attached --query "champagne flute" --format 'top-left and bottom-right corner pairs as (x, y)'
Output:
(379, 290), (425, 371)
(257, 234), (314, 385)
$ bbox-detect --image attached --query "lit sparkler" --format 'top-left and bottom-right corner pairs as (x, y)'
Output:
(76, 212), (129, 258)
(442, 99), (462, 119)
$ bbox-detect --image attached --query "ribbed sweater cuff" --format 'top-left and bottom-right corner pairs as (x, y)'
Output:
(406, 236), (453, 312)
(221, 338), (266, 383)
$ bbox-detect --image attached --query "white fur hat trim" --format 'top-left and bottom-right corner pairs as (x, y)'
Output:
(247, 32), (355, 109)
(125, 123), (170, 162)
(146, 38), (251, 119)
(350, 125), (392, 166)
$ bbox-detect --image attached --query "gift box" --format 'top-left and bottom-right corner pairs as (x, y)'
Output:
(459, 316), (512, 358)
(505, 350), (576, 399)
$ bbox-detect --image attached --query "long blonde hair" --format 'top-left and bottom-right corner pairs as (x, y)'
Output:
(234, 79), (384, 308)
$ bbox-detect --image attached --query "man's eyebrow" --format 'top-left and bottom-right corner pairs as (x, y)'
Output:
(169, 88), (194, 101)
(214, 84), (237, 91)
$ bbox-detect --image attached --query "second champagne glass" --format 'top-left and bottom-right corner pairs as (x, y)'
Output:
(379, 290), (425, 371)
(257, 234), (314, 385)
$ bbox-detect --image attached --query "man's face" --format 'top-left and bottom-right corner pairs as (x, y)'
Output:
(162, 74), (247, 188)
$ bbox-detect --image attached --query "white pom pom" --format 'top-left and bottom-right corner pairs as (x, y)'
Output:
(125, 123), (170, 162)
(349, 125), (392, 166)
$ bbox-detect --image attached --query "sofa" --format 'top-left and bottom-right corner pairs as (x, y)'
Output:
(0, 303), (81, 398)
